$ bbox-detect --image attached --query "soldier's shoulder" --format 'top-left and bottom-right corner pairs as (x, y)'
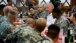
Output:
(36, 36), (53, 43)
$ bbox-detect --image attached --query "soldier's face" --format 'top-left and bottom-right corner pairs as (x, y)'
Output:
(29, 8), (35, 14)
(70, 14), (74, 22)
(52, 12), (57, 18)
(37, 5), (43, 12)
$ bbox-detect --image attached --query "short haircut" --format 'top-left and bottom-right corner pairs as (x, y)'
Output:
(28, 4), (33, 7)
(26, 18), (35, 25)
(73, 12), (76, 18)
(53, 8), (61, 16)
(29, 7), (34, 11)
(8, 10), (17, 18)
(7, 0), (9, 2)
(3, 6), (13, 14)
(35, 18), (46, 32)
(54, 1), (61, 8)
(47, 24), (60, 40)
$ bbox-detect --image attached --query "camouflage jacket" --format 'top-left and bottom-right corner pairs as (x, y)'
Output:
(0, 15), (7, 25)
(68, 23), (76, 35)
(37, 10), (48, 19)
(54, 16), (70, 35)
(7, 24), (53, 43)
(23, 11), (38, 19)
(0, 20), (15, 38)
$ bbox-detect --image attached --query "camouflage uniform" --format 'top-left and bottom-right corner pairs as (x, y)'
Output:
(0, 15), (7, 24)
(0, 20), (15, 38)
(7, 24), (53, 43)
(54, 16), (70, 35)
(0, 15), (7, 39)
(68, 23), (76, 35)
(23, 11), (38, 19)
(37, 10), (48, 19)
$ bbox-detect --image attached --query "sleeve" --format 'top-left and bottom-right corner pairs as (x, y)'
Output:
(1, 24), (15, 38)
(60, 20), (69, 35)
(42, 12), (47, 19)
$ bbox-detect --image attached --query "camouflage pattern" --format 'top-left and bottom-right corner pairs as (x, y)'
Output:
(23, 11), (38, 19)
(37, 11), (48, 19)
(0, 20), (15, 38)
(0, 15), (7, 39)
(54, 16), (70, 35)
(0, 15), (7, 25)
(7, 24), (53, 43)
(68, 23), (76, 35)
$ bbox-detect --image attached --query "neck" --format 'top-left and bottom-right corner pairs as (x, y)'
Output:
(48, 36), (57, 43)
(56, 16), (61, 20)
(48, 12), (52, 14)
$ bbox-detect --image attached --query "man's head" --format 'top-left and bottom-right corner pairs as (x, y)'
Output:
(47, 24), (60, 43)
(37, 4), (44, 12)
(35, 18), (46, 33)
(7, 0), (13, 6)
(3, 6), (13, 17)
(70, 12), (76, 23)
(26, 18), (36, 28)
(45, 3), (54, 14)
(0, 4), (5, 16)
(52, 8), (61, 19)
(54, 1), (61, 9)
(29, 7), (35, 14)
(8, 10), (17, 24)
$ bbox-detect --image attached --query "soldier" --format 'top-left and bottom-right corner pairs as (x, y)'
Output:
(0, 10), (17, 42)
(47, 24), (60, 43)
(0, 4), (6, 43)
(6, 18), (53, 43)
(35, 18), (53, 43)
(52, 8), (70, 35)
(6, 18), (42, 43)
(37, 4), (47, 19)
(68, 12), (76, 34)
(23, 7), (38, 20)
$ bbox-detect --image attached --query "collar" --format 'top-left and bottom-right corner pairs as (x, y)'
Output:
(48, 13), (52, 16)
(0, 15), (2, 16)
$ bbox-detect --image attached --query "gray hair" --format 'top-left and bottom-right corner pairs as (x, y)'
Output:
(45, 2), (54, 9)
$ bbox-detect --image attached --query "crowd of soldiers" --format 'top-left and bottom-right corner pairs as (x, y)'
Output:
(0, 0), (76, 43)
